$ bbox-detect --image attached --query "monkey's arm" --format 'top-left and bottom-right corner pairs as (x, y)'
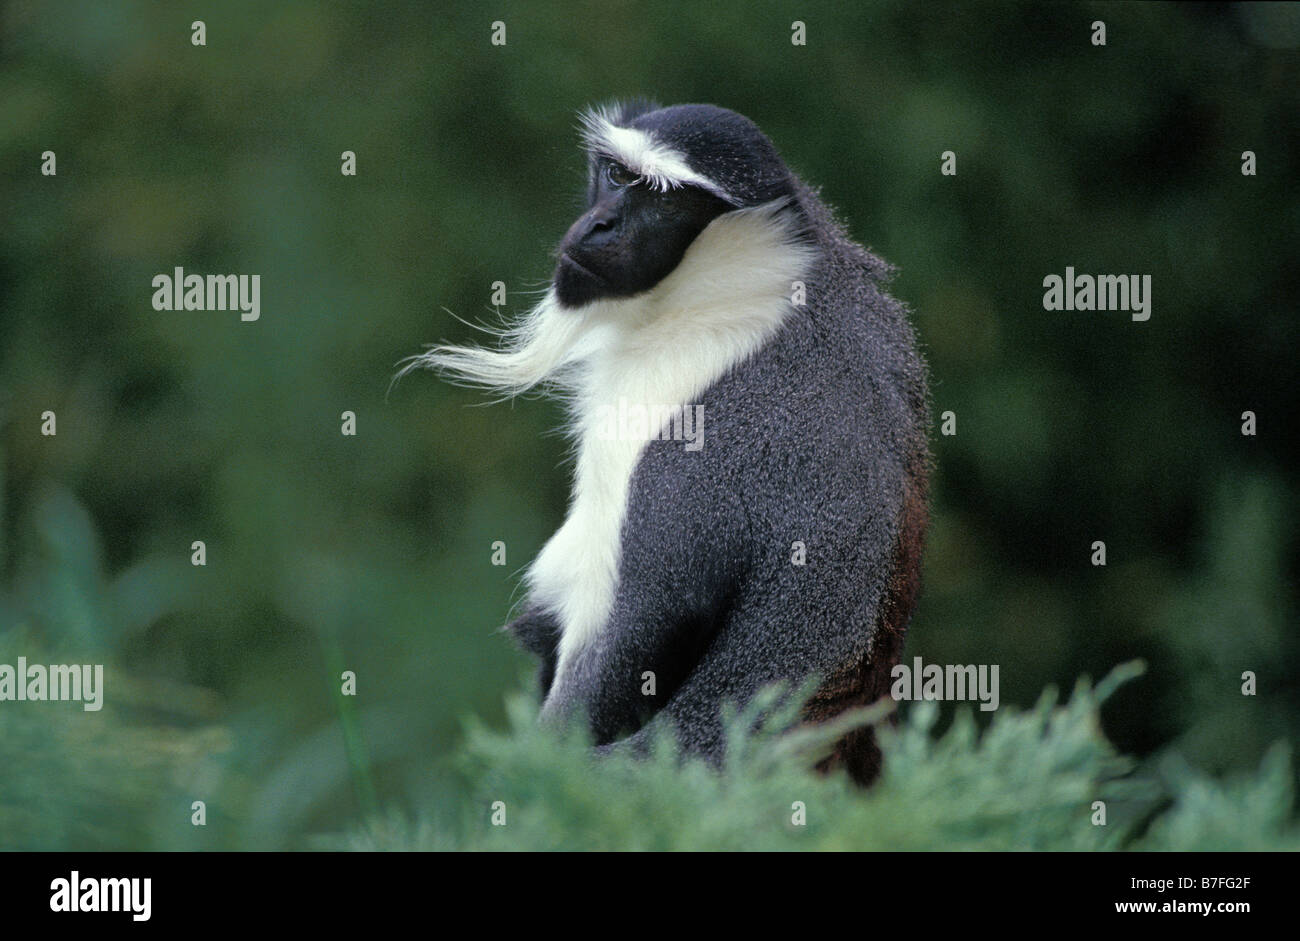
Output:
(591, 647), (748, 764)
(537, 545), (744, 746)
(592, 585), (884, 769)
(569, 476), (906, 765)
(505, 605), (561, 699)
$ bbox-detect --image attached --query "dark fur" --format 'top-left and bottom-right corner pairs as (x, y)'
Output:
(509, 105), (929, 784)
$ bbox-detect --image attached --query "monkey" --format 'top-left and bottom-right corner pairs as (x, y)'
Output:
(411, 101), (929, 784)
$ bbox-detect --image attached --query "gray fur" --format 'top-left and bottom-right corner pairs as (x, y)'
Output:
(506, 124), (931, 783)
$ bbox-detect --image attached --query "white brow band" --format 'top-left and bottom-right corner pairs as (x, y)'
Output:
(578, 107), (736, 204)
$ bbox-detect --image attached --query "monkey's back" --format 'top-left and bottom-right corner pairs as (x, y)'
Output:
(616, 181), (930, 781)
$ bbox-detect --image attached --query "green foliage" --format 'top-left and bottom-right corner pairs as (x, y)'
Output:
(1140, 745), (1297, 852)
(339, 666), (1298, 852)
(0, 627), (232, 851)
(1, 1), (1296, 848)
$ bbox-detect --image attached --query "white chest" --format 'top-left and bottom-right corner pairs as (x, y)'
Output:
(525, 207), (815, 678)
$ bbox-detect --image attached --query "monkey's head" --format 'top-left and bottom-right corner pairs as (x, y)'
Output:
(555, 101), (799, 309)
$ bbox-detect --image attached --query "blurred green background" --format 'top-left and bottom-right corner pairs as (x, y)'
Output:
(0, 1), (1296, 850)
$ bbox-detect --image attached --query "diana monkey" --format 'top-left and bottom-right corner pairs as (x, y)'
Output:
(413, 102), (930, 783)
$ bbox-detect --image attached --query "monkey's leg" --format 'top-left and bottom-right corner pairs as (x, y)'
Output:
(593, 592), (893, 775)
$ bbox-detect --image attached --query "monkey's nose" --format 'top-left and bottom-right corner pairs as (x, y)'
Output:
(579, 206), (617, 245)
(561, 208), (607, 252)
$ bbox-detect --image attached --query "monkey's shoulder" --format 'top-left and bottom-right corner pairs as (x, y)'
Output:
(624, 303), (917, 546)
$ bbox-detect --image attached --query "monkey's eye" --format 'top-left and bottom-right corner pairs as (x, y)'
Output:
(605, 162), (639, 187)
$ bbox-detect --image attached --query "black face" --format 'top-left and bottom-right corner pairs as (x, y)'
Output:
(554, 158), (734, 309)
